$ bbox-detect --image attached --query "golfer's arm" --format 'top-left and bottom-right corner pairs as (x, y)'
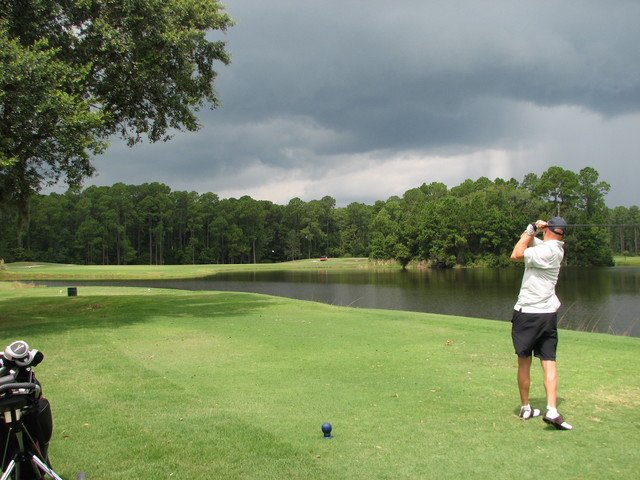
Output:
(510, 233), (534, 262)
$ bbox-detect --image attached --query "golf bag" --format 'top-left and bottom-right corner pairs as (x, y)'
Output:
(0, 341), (62, 480)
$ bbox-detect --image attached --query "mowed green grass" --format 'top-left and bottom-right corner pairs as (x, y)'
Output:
(613, 255), (640, 266)
(0, 285), (638, 479)
(0, 258), (376, 280)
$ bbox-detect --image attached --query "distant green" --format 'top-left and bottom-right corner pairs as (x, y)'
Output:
(613, 255), (640, 266)
(0, 284), (637, 479)
(0, 258), (380, 280)
(1, 255), (636, 284)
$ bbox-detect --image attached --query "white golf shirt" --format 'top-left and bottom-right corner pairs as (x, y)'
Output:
(514, 238), (565, 313)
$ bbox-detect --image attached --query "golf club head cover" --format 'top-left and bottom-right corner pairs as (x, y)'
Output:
(3, 340), (41, 367)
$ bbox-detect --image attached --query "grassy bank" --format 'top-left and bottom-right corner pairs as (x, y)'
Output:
(613, 255), (640, 266)
(0, 258), (377, 281)
(1, 256), (636, 283)
(1, 285), (638, 479)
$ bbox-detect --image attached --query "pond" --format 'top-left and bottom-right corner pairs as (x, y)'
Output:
(37, 266), (640, 337)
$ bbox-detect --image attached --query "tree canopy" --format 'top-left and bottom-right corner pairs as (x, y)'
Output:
(1, 166), (636, 268)
(0, 0), (233, 243)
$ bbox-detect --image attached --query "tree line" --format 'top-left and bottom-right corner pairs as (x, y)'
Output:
(1, 166), (638, 267)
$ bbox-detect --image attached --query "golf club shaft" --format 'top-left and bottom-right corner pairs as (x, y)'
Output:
(544, 223), (640, 228)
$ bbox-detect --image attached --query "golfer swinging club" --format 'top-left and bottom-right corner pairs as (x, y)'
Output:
(510, 216), (572, 430)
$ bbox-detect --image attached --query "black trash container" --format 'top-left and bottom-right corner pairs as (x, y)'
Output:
(67, 287), (77, 296)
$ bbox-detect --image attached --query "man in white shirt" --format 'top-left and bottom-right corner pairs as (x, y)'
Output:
(510, 217), (573, 430)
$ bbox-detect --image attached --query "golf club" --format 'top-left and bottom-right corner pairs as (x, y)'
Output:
(543, 223), (640, 228)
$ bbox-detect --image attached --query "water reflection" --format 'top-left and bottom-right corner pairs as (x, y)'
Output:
(555, 267), (640, 336)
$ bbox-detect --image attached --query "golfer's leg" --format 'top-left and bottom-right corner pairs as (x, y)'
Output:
(541, 360), (558, 409)
(517, 356), (532, 405)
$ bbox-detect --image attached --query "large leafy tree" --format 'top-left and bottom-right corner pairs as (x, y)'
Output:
(528, 166), (580, 216)
(0, 25), (106, 244)
(0, 0), (233, 245)
(575, 166), (610, 220)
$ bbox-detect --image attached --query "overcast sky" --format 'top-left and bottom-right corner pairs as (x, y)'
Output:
(85, 0), (640, 208)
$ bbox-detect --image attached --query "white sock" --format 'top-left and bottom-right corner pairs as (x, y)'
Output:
(520, 404), (540, 418)
(546, 406), (559, 418)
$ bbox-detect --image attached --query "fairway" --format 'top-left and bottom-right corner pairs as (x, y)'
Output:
(0, 258), (377, 281)
(1, 285), (638, 479)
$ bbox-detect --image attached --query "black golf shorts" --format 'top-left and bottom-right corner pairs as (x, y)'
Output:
(511, 310), (558, 361)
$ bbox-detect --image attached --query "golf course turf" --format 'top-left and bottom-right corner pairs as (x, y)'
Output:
(0, 281), (638, 479)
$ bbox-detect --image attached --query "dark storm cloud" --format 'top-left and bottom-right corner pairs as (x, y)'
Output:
(87, 0), (640, 207)
(220, 1), (640, 115)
